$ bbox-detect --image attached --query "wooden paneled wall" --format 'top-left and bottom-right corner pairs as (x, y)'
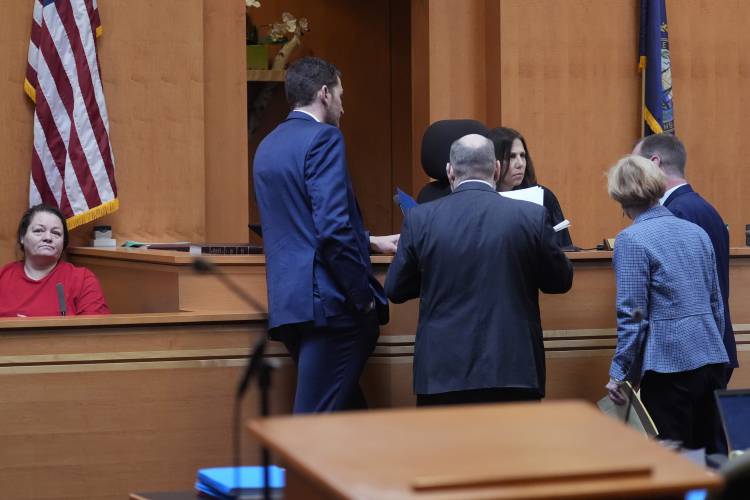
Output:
(668, 0), (750, 247)
(0, 0), (248, 264)
(4, 1), (750, 257)
(414, 0), (750, 248)
(0, 1), (35, 263)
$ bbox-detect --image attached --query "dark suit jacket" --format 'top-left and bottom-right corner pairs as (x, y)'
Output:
(663, 184), (737, 367)
(385, 182), (574, 396)
(418, 182), (573, 247)
(253, 111), (387, 331)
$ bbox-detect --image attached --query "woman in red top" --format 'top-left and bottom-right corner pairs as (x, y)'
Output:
(0, 204), (110, 317)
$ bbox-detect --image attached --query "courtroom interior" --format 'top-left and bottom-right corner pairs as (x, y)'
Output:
(1, 0), (750, 499)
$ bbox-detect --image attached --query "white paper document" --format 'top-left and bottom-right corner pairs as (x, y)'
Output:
(553, 219), (571, 233)
(597, 382), (658, 437)
(498, 186), (544, 206)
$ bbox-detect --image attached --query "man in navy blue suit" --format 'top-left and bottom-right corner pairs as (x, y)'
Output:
(253, 57), (399, 413)
(634, 133), (737, 390)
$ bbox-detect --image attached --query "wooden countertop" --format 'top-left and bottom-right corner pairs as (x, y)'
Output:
(248, 400), (721, 499)
(68, 246), (267, 265)
(0, 311), (265, 330)
(68, 246), (750, 267)
(69, 246), (618, 264)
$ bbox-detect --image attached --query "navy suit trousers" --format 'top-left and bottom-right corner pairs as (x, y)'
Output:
(273, 313), (379, 413)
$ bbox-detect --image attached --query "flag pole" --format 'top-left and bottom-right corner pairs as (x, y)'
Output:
(640, 58), (646, 138)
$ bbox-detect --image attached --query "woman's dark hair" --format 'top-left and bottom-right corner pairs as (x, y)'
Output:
(17, 204), (69, 254)
(486, 127), (538, 189)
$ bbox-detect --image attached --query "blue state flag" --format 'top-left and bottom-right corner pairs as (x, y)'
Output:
(639, 0), (674, 136)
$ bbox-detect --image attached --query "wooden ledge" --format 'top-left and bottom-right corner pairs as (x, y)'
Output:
(0, 311), (266, 330)
(67, 246), (266, 265)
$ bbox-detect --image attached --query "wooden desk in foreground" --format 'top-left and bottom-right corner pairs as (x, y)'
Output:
(249, 400), (722, 499)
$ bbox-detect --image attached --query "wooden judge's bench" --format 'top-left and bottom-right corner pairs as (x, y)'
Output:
(1, 246), (748, 499)
(66, 246), (750, 404)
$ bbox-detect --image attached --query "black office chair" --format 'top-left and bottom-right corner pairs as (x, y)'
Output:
(708, 452), (750, 500)
(417, 119), (489, 203)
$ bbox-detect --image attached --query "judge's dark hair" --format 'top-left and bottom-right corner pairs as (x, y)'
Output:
(486, 127), (538, 188)
(17, 204), (69, 253)
(285, 57), (341, 109)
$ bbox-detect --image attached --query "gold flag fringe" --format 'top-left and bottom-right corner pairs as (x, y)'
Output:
(24, 78), (36, 103)
(66, 198), (119, 230)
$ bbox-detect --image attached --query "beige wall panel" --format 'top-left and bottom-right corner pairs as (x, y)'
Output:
(204, 0), (250, 242)
(428, 0), (487, 122)
(667, 0), (750, 247)
(0, 1), (35, 264)
(499, 0), (639, 248)
(89, 0), (206, 243)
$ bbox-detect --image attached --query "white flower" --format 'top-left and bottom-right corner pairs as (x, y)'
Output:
(281, 12), (297, 33)
(245, 0), (261, 8)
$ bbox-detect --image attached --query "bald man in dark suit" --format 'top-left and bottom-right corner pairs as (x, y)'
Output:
(386, 134), (573, 406)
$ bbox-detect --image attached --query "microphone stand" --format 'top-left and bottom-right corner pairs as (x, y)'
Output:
(259, 354), (274, 500)
(192, 257), (275, 500)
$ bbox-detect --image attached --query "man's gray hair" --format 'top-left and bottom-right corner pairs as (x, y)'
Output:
(636, 133), (687, 177)
(449, 134), (496, 182)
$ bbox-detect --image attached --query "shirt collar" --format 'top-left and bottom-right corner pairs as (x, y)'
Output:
(659, 182), (688, 205)
(455, 179), (496, 190)
(293, 109), (321, 122)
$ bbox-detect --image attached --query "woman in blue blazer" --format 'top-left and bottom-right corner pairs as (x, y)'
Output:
(605, 155), (728, 452)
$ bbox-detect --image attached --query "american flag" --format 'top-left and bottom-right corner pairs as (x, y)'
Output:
(24, 0), (117, 229)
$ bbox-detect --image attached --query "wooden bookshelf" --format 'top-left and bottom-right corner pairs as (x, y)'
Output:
(246, 69), (285, 82)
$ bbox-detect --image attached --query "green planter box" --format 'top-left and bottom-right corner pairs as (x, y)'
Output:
(246, 45), (268, 70)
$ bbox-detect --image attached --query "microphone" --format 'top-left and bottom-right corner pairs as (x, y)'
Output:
(56, 283), (66, 317)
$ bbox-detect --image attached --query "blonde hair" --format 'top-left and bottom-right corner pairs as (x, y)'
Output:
(607, 155), (666, 209)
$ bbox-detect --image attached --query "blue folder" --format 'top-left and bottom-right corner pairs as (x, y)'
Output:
(395, 187), (418, 215)
(196, 465), (284, 498)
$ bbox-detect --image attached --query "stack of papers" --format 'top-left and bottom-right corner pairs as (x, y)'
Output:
(498, 185), (544, 206)
(196, 466), (285, 499)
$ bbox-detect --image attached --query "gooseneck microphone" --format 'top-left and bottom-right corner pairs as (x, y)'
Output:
(56, 283), (66, 316)
(192, 257), (274, 500)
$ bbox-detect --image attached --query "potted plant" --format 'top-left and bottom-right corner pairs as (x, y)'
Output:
(245, 1), (309, 71)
